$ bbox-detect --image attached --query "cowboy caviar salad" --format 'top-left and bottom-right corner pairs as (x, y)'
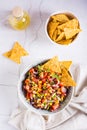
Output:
(22, 56), (76, 112)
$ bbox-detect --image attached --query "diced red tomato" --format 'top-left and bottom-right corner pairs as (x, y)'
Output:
(26, 93), (33, 99)
(51, 104), (59, 111)
(42, 78), (46, 83)
(59, 83), (63, 87)
(43, 72), (48, 78)
(29, 68), (34, 73)
(32, 77), (38, 83)
(24, 79), (30, 85)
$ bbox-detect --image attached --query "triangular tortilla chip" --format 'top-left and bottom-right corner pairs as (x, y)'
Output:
(55, 32), (65, 42)
(42, 56), (61, 73)
(51, 14), (69, 23)
(59, 61), (72, 70)
(60, 67), (76, 86)
(12, 42), (28, 56)
(10, 51), (21, 64)
(3, 50), (21, 64)
(64, 28), (81, 39)
(3, 42), (28, 64)
(58, 19), (79, 30)
(48, 21), (59, 38)
(58, 39), (73, 45)
(52, 29), (62, 41)
(52, 29), (58, 41)
(3, 50), (12, 57)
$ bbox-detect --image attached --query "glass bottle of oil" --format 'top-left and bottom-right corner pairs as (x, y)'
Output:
(8, 6), (30, 30)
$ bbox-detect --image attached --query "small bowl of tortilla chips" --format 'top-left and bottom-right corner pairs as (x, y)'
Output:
(18, 56), (76, 115)
(46, 12), (81, 45)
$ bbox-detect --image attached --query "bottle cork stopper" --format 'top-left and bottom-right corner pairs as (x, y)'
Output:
(12, 6), (24, 18)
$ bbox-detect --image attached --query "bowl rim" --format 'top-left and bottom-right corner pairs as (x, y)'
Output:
(18, 60), (74, 115)
(45, 11), (80, 46)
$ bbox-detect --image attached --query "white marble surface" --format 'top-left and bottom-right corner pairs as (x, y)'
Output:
(0, 0), (87, 130)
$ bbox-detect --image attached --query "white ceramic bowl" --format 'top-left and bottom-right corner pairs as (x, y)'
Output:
(45, 11), (80, 45)
(18, 61), (74, 115)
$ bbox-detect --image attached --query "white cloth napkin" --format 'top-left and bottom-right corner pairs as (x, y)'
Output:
(9, 107), (45, 130)
(8, 64), (87, 130)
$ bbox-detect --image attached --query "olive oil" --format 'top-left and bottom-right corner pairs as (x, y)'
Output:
(9, 6), (30, 30)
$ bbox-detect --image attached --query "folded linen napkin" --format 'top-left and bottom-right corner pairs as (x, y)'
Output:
(9, 64), (87, 130)
(9, 107), (45, 130)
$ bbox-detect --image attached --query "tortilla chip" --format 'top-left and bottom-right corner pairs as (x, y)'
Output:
(3, 42), (28, 64)
(51, 14), (69, 24)
(59, 61), (72, 70)
(3, 50), (21, 64)
(60, 67), (76, 86)
(12, 42), (28, 56)
(55, 32), (65, 42)
(10, 53), (21, 64)
(52, 29), (58, 41)
(3, 50), (12, 57)
(58, 19), (79, 31)
(48, 21), (59, 38)
(57, 28), (62, 35)
(64, 28), (81, 39)
(52, 28), (62, 41)
(58, 39), (73, 45)
(42, 56), (61, 73)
